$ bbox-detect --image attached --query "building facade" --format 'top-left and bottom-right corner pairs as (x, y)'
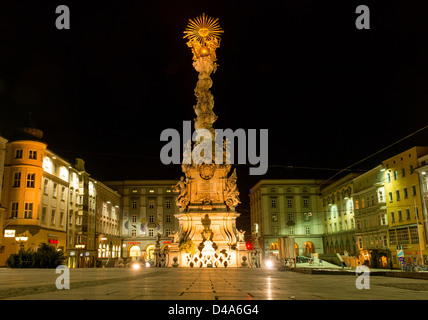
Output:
(0, 135), (8, 257)
(415, 154), (428, 258)
(0, 119), (69, 266)
(95, 180), (121, 267)
(103, 180), (179, 263)
(383, 146), (428, 269)
(249, 179), (325, 259)
(353, 165), (389, 268)
(320, 173), (360, 264)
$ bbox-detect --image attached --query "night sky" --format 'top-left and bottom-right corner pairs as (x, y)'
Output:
(1, 0), (428, 232)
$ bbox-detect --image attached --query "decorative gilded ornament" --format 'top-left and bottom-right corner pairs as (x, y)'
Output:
(183, 13), (224, 61)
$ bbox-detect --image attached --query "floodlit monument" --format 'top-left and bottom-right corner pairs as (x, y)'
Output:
(165, 13), (254, 268)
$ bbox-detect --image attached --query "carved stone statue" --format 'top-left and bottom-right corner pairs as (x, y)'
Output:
(236, 229), (246, 242)
(170, 230), (180, 243)
(201, 214), (213, 242)
(225, 169), (241, 209)
(173, 176), (189, 210)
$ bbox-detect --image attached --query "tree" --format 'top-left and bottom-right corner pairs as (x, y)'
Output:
(6, 243), (65, 268)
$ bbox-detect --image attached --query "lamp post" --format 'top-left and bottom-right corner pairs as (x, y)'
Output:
(75, 244), (86, 268)
(15, 234), (28, 251)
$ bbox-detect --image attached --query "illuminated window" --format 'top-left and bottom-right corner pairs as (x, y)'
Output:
(397, 228), (409, 244)
(129, 245), (141, 258)
(146, 245), (155, 260)
(270, 242), (278, 250)
(355, 200), (359, 210)
(386, 172), (391, 182)
(410, 227), (419, 243)
(394, 170), (399, 180)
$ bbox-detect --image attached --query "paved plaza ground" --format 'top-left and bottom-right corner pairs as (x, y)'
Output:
(0, 265), (428, 301)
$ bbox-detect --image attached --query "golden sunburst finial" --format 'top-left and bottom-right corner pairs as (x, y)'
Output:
(183, 13), (224, 61)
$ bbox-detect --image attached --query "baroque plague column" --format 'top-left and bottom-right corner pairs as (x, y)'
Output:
(170, 14), (248, 268)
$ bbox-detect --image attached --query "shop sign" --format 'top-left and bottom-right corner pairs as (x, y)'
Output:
(49, 239), (59, 244)
(4, 230), (15, 237)
(163, 241), (171, 244)
(127, 241), (141, 245)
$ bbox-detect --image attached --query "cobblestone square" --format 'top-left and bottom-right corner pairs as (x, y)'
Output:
(1, 267), (427, 300)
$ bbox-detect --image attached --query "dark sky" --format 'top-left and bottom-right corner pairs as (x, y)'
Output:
(1, 0), (428, 232)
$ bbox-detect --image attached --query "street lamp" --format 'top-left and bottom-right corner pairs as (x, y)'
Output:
(15, 234), (28, 249)
(75, 244), (86, 268)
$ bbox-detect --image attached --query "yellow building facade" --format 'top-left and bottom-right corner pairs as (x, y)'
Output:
(0, 122), (67, 266)
(383, 146), (428, 269)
